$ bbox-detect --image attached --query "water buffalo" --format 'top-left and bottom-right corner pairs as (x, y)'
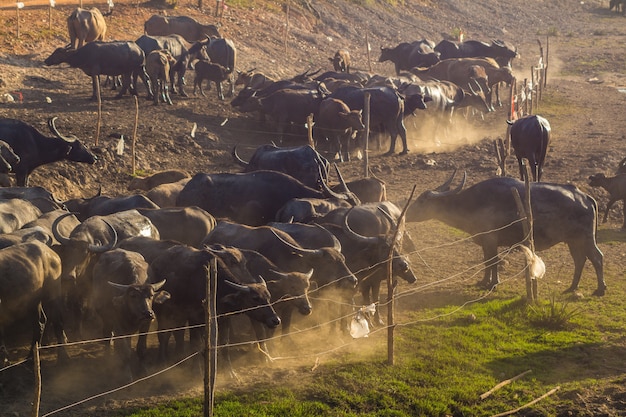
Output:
(0, 118), (96, 186)
(67, 7), (108, 50)
(144, 15), (221, 43)
(329, 49), (351, 73)
(507, 115), (551, 182)
(406, 171), (605, 295)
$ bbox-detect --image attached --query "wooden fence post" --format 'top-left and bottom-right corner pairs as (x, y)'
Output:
(31, 343), (41, 417)
(363, 92), (371, 178)
(132, 95), (139, 175)
(365, 33), (372, 72)
(307, 113), (315, 149)
(204, 259), (218, 417)
(387, 185), (416, 366)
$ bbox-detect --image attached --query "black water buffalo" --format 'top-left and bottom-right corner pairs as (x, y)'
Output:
(201, 37), (237, 97)
(329, 49), (351, 73)
(144, 15), (221, 43)
(0, 241), (68, 366)
(330, 86), (426, 155)
(275, 197), (353, 223)
(145, 49), (177, 105)
(0, 186), (64, 213)
(136, 206), (216, 247)
(434, 39), (518, 67)
(588, 173), (626, 228)
(67, 7), (108, 50)
(23, 209), (81, 246)
(44, 41), (150, 100)
(148, 244), (280, 374)
(314, 97), (365, 162)
(507, 115), (551, 182)
(235, 87), (326, 142)
(202, 220), (358, 293)
(63, 193), (160, 221)
(0, 118), (96, 186)
(91, 249), (169, 380)
(379, 40), (440, 74)
(135, 34), (206, 97)
(406, 171), (605, 295)
(176, 170), (357, 226)
(52, 210), (160, 337)
(0, 199), (42, 234)
(231, 144), (331, 189)
(193, 60), (232, 100)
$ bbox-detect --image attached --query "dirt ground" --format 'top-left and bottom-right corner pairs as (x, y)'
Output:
(1, 0), (626, 415)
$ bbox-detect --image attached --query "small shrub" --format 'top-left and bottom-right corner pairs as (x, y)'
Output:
(527, 296), (581, 330)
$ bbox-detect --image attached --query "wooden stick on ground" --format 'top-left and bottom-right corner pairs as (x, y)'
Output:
(490, 386), (560, 417)
(480, 369), (532, 400)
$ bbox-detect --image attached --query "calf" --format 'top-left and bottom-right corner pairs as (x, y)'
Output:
(329, 49), (351, 73)
(235, 69), (275, 90)
(193, 60), (232, 100)
(146, 49), (177, 105)
(315, 98), (365, 162)
(588, 173), (626, 229)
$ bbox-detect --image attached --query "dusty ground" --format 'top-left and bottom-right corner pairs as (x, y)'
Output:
(1, 0), (626, 415)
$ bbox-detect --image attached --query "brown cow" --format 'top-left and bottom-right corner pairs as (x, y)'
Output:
(315, 98), (365, 162)
(144, 15), (220, 43)
(146, 49), (177, 105)
(67, 7), (108, 49)
(329, 49), (351, 73)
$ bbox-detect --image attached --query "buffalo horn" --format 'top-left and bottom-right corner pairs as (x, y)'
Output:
(51, 212), (78, 246)
(333, 163), (350, 193)
(151, 279), (167, 291)
(47, 116), (72, 141)
(434, 169), (458, 192)
(312, 223), (342, 251)
(231, 145), (249, 167)
(270, 229), (321, 256)
(107, 281), (130, 291)
(87, 219), (117, 253)
(430, 171), (467, 197)
(342, 208), (380, 244)
(318, 164), (349, 201)
(223, 279), (251, 293)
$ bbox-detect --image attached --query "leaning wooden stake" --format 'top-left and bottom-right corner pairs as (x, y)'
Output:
(31, 342), (41, 417)
(490, 386), (560, 417)
(387, 185), (417, 366)
(480, 369), (532, 400)
(132, 95), (139, 175)
(95, 76), (102, 146)
(363, 92), (371, 178)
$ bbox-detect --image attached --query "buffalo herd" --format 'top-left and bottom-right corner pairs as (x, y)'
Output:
(0, 6), (615, 387)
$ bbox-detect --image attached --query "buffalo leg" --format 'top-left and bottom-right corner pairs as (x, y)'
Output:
(604, 197), (618, 223)
(90, 75), (100, 101)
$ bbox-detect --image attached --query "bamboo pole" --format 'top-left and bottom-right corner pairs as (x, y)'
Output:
(31, 343), (41, 417)
(365, 33), (372, 72)
(284, 1), (290, 54)
(480, 369), (532, 400)
(490, 386), (560, 417)
(363, 92), (370, 178)
(387, 185), (416, 366)
(544, 36), (549, 88)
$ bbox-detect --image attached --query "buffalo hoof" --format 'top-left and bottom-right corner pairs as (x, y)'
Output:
(399, 149), (409, 155)
(180, 91), (189, 98)
(383, 151), (395, 156)
(592, 287), (607, 296)
(478, 280), (497, 290)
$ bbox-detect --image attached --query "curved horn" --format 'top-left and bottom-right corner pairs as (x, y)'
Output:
(377, 206), (397, 227)
(87, 219), (117, 253)
(151, 279), (167, 291)
(107, 281), (130, 291)
(51, 212), (77, 246)
(48, 117), (71, 141)
(434, 169), (458, 192)
(342, 208), (380, 244)
(223, 279), (251, 292)
(231, 145), (249, 167)
(270, 229), (321, 256)
(313, 223), (342, 252)
(430, 171), (467, 197)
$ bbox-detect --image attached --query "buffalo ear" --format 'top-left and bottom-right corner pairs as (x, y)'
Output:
(153, 291), (171, 304)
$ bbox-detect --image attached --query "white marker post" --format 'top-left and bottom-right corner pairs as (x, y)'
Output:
(16, 2), (24, 38)
(49, 0), (55, 31)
